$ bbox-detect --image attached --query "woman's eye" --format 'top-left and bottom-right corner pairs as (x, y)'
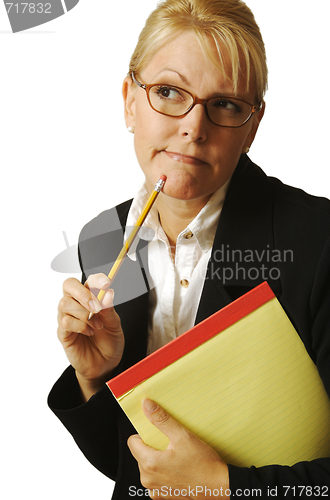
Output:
(213, 99), (241, 112)
(155, 86), (183, 100)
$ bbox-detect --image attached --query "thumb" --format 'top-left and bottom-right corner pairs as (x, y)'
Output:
(96, 289), (122, 333)
(100, 288), (115, 310)
(142, 398), (186, 445)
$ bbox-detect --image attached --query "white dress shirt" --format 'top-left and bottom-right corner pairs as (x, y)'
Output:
(126, 179), (230, 354)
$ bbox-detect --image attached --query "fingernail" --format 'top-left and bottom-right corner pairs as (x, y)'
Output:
(143, 398), (158, 413)
(89, 299), (102, 313)
(93, 317), (103, 330)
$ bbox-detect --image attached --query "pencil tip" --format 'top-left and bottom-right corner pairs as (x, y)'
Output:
(160, 175), (167, 182)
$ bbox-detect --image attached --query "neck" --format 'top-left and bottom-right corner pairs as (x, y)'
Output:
(155, 194), (211, 252)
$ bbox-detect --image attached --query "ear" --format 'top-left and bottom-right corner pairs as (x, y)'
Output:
(122, 76), (136, 129)
(245, 100), (266, 149)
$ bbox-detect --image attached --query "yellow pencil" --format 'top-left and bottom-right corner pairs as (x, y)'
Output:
(88, 175), (167, 320)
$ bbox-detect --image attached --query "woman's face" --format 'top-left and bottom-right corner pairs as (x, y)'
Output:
(123, 31), (264, 202)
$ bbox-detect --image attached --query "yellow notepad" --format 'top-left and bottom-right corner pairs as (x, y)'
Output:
(107, 282), (330, 467)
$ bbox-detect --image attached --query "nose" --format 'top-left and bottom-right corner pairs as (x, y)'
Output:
(179, 103), (208, 143)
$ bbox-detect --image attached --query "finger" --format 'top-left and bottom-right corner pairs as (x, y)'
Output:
(63, 277), (102, 314)
(142, 399), (188, 445)
(58, 295), (103, 331)
(94, 291), (123, 333)
(58, 314), (94, 340)
(85, 273), (111, 294)
(127, 434), (142, 454)
(85, 274), (112, 312)
(127, 434), (144, 461)
(59, 295), (88, 320)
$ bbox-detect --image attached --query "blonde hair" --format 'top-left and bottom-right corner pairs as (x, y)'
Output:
(129, 0), (268, 103)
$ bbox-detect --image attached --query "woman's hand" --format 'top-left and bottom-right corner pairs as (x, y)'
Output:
(128, 399), (230, 499)
(57, 273), (125, 401)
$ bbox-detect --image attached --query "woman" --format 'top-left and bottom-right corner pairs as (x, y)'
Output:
(48, 0), (330, 498)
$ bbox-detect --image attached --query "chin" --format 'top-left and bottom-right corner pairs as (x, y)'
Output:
(162, 178), (210, 201)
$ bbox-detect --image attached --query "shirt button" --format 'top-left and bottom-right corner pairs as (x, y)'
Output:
(180, 279), (189, 288)
(184, 231), (194, 239)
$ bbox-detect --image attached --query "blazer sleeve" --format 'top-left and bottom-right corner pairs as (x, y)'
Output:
(48, 365), (121, 481)
(228, 236), (330, 498)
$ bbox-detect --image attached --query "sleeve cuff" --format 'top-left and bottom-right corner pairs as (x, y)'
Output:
(47, 365), (118, 420)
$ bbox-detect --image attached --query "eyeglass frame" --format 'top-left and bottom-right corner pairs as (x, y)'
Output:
(131, 71), (263, 129)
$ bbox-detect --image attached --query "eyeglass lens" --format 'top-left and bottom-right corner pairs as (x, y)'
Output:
(148, 84), (252, 127)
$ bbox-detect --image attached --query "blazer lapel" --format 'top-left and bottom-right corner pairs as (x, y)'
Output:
(196, 155), (282, 325)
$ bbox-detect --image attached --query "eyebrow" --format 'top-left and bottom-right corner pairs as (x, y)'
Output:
(153, 68), (190, 86)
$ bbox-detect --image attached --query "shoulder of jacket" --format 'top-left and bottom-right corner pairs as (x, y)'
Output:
(268, 176), (330, 220)
(240, 156), (330, 219)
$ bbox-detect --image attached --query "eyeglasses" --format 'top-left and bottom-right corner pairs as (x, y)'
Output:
(131, 72), (262, 129)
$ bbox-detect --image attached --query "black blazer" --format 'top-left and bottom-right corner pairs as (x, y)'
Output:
(48, 155), (330, 499)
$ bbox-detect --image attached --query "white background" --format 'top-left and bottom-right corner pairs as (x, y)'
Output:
(1, 1), (329, 499)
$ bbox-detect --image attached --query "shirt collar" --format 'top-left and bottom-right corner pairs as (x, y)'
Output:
(125, 178), (231, 260)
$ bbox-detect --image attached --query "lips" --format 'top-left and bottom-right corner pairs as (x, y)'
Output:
(163, 150), (207, 166)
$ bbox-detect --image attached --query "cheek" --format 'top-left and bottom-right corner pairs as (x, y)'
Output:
(217, 126), (252, 160)
(134, 113), (174, 162)
(222, 126), (250, 147)
(133, 124), (166, 184)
